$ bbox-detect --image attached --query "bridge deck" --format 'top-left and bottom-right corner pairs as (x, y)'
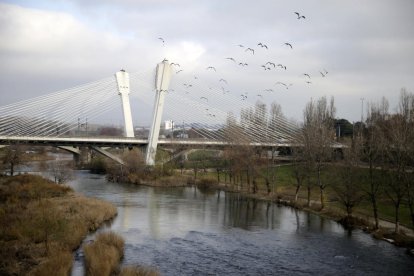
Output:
(0, 135), (307, 148)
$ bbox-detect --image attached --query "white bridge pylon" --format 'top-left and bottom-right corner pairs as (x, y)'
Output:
(145, 60), (173, 166)
(115, 61), (172, 166)
(115, 70), (134, 138)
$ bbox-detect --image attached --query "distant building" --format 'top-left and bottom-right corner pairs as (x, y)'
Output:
(164, 120), (174, 130)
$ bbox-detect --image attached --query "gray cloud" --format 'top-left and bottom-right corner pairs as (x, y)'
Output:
(1, 0), (414, 124)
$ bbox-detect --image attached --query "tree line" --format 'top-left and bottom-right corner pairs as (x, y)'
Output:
(200, 89), (414, 232)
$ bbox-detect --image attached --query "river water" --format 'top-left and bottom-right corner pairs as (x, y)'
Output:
(68, 170), (414, 275)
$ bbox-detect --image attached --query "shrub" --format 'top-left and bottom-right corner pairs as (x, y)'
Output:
(89, 157), (107, 174)
(83, 231), (125, 276)
(29, 251), (72, 276)
(197, 178), (217, 189)
(119, 265), (160, 276)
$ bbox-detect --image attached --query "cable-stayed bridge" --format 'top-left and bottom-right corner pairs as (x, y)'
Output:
(0, 61), (301, 165)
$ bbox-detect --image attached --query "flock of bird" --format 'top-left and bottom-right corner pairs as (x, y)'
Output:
(157, 11), (329, 116)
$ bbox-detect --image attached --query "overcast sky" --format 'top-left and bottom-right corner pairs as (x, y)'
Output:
(1, 0), (414, 125)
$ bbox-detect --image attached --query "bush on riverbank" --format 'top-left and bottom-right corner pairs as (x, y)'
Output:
(0, 175), (117, 275)
(83, 231), (125, 275)
(83, 231), (159, 276)
(119, 265), (160, 276)
(372, 228), (414, 248)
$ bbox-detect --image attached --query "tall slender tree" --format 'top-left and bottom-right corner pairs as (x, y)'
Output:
(363, 98), (389, 229)
(302, 96), (336, 209)
(383, 89), (413, 232)
(333, 136), (365, 219)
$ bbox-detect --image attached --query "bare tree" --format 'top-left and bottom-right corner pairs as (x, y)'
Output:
(48, 160), (74, 184)
(268, 101), (286, 142)
(398, 89), (414, 227)
(291, 147), (308, 203)
(363, 98), (389, 229)
(302, 96), (336, 209)
(382, 89), (413, 232)
(333, 138), (365, 219)
(105, 148), (145, 182)
(2, 145), (23, 176)
(265, 102), (286, 194)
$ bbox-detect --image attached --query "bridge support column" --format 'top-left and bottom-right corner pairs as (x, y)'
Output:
(115, 70), (134, 138)
(145, 60), (172, 166)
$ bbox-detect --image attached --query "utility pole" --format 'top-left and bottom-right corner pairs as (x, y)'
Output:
(171, 120), (174, 141)
(360, 97), (365, 123)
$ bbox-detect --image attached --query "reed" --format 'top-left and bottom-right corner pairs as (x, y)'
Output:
(119, 265), (160, 276)
(83, 231), (125, 276)
(0, 175), (118, 275)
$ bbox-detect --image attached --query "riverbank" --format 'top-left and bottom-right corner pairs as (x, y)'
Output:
(211, 181), (414, 252)
(0, 174), (118, 275)
(125, 174), (414, 252)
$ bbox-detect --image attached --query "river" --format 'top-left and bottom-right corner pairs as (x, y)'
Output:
(67, 170), (414, 275)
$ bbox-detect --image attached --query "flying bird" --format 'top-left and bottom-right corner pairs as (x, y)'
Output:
(200, 97), (208, 102)
(264, 89), (274, 92)
(226, 57), (236, 62)
(294, 12), (306, 19)
(237, 44), (244, 48)
(306, 81), (312, 84)
(261, 65), (271, 70)
(277, 64), (287, 70)
(284, 42), (293, 49)
(219, 79), (228, 84)
(258, 42), (268, 49)
(171, 63), (180, 67)
(239, 62), (248, 66)
(176, 70), (183, 74)
(245, 48), (255, 54)
(206, 66), (216, 71)
(303, 73), (311, 78)
(158, 37), (165, 46)
(257, 94), (263, 98)
(275, 82), (287, 87)
(240, 94), (248, 100)
(266, 62), (276, 68)
(320, 68), (329, 77)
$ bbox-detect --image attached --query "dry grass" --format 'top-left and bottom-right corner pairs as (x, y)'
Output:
(83, 231), (125, 276)
(28, 251), (72, 276)
(119, 265), (160, 276)
(0, 175), (118, 275)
